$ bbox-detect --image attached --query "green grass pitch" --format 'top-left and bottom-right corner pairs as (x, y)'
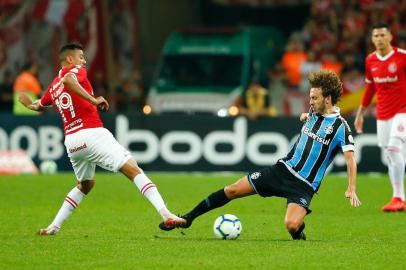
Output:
(1, 172), (406, 269)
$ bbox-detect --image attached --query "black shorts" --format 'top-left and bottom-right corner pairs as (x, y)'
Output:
(247, 162), (315, 214)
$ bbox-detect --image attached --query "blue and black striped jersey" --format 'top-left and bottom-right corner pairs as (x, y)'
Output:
(280, 111), (354, 192)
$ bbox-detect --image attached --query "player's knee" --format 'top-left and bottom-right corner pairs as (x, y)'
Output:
(120, 158), (143, 180)
(78, 180), (95, 194)
(284, 219), (302, 233)
(224, 184), (240, 199)
(386, 145), (404, 166)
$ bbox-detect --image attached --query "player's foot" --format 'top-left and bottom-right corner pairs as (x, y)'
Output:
(37, 225), (60, 236)
(298, 231), (306, 240)
(382, 197), (405, 212)
(159, 214), (192, 231)
(290, 223), (306, 240)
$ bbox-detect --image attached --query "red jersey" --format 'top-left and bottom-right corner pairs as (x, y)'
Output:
(40, 65), (103, 135)
(362, 47), (406, 120)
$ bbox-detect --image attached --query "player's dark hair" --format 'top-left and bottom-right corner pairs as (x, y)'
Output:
(308, 70), (343, 105)
(371, 22), (390, 31)
(59, 43), (83, 62)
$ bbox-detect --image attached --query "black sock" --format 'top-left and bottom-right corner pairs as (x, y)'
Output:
(290, 223), (306, 240)
(186, 189), (231, 221)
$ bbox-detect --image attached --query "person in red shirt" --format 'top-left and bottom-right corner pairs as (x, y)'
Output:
(354, 23), (406, 212)
(19, 43), (186, 235)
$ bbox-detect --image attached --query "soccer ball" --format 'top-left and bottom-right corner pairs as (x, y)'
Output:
(39, 160), (58, 174)
(213, 214), (242, 240)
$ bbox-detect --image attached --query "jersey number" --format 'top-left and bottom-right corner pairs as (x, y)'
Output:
(55, 92), (76, 121)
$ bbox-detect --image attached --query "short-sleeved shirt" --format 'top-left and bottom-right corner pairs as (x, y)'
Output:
(363, 47), (406, 120)
(40, 65), (103, 135)
(281, 110), (354, 192)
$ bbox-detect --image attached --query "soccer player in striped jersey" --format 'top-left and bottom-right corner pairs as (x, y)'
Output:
(159, 70), (361, 240)
(354, 23), (406, 212)
(19, 43), (186, 235)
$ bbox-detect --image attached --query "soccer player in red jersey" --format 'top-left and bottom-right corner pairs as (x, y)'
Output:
(354, 23), (406, 212)
(19, 43), (186, 235)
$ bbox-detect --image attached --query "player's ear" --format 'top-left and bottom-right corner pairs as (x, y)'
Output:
(66, 55), (73, 64)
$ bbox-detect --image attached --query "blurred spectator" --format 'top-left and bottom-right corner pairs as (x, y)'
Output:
(13, 61), (41, 115)
(299, 50), (321, 92)
(116, 70), (144, 113)
(342, 70), (364, 96)
(321, 53), (343, 76)
(268, 63), (289, 116)
(237, 83), (276, 120)
(281, 34), (308, 87)
(91, 70), (110, 97)
(0, 70), (13, 113)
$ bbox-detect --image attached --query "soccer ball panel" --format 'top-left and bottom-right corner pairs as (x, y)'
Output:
(213, 214), (242, 240)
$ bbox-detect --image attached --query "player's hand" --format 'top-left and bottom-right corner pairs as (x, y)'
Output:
(354, 114), (364, 134)
(94, 96), (109, 111)
(345, 189), (361, 208)
(18, 93), (33, 107)
(300, 113), (310, 122)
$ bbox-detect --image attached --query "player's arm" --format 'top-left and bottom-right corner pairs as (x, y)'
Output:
(343, 150), (361, 207)
(354, 61), (375, 133)
(62, 74), (109, 111)
(18, 93), (45, 112)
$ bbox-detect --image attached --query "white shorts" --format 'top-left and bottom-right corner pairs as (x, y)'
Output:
(64, 127), (132, 181)
(377, 113), (406, 148)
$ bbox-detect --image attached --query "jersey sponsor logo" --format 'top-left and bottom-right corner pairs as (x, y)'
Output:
(69, 143), (87, 154)
(250, 172), (261, 180)
(388, 62), (397, 73)
(303, 127), (331, 145)
(373, 75), (398, 83)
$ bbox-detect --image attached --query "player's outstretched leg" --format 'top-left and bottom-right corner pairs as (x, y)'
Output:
(37, 186), (86, 236)
(132, 172), (186, 226)
(159, 189), (231, 231)
(120, 158), (186, 226)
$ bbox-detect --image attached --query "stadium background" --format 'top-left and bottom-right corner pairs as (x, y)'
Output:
(1, 0), (405, 173)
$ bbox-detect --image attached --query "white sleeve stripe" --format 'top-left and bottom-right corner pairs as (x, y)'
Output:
(70, 67), (79, 74)
(65, 72), (78, 82)
(398, 48), (406, 54)
(342, 145), (355, 152)
(39, 100), (52, 107)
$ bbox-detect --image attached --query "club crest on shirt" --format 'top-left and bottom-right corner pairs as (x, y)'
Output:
(324, 125), (334, 134)
(250, 172), (261, 180)
(388, 62), (397, 73)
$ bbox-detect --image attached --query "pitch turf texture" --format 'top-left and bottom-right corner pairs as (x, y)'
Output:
(1, 173), (406, 270)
